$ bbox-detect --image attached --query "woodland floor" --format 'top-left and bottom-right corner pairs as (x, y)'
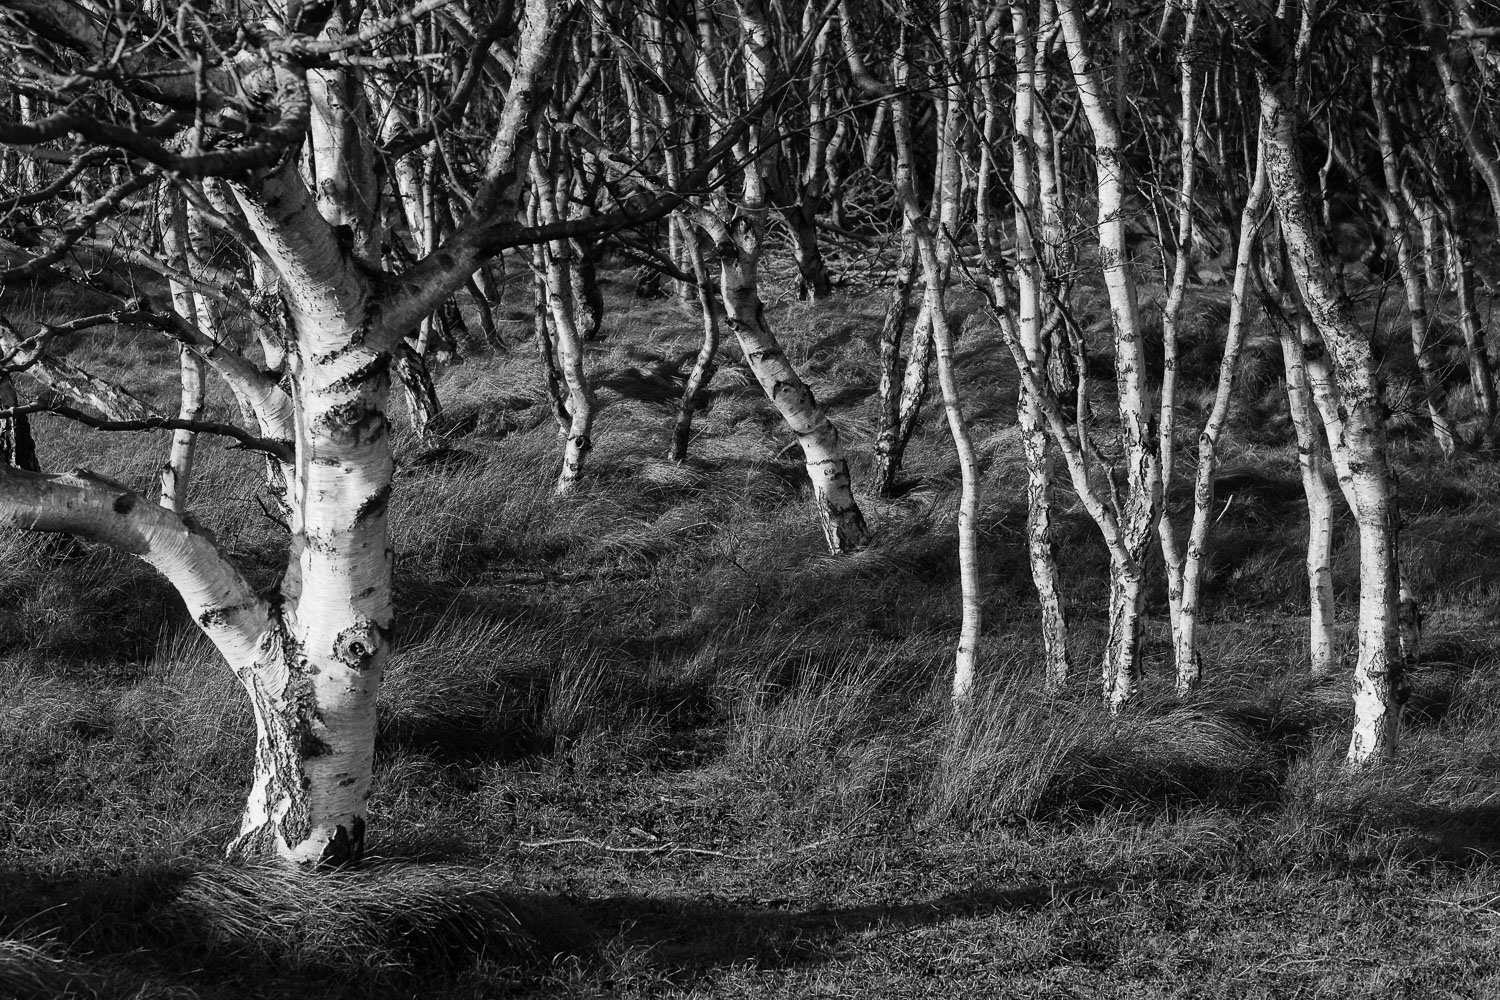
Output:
(2, 262), (1500, 998)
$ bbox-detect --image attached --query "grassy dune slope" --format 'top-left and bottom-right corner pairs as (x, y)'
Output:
(1, 271), (1498, 998)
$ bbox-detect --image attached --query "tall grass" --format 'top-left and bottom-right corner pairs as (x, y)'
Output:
(3, 277), (1500, 997)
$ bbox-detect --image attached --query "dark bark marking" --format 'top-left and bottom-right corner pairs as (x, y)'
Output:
(199, 603), (253, 630)
(299, 729), (336, 759)
(113, 493), (135, 514)
(355, 484), (391, 523)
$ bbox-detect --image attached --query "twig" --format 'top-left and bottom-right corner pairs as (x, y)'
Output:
(519, 828), (876, 862)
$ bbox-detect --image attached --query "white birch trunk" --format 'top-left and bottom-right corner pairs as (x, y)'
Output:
(719, 0), (869, 554)
(1241, 13), (1405, 763)
(160, 192), (206, 515)
(889, 7), (980, 703)
(1058, 0), (1161, 711)
(1370, 52), (1456, 458)
(1279, 306), (1338, 677)
(1166, 132), (1269, 695)
(669, 225), (719, 462)
(531, 126), (595, 492)
(1010, 0), (1073, 690)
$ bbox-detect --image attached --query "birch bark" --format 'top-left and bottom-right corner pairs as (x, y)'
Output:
(1235, 5), (1406, 762)
(1058, 0), (1161, 709)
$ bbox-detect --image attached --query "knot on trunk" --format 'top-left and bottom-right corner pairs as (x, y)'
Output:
(333, 618), (383, 670)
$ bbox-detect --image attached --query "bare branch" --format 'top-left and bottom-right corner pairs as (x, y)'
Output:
(0, 401), (292, 462)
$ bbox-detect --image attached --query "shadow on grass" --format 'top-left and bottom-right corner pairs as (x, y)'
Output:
(0, 859), (589, 1000)
(579, 881), (1057, 980)
(0, 859), (1060, 998)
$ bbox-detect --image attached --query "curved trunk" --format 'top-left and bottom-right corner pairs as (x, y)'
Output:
(871, 43), (936, 497)
(669, 225), (720, 462)
(161, 192), (206, 515)
(532, 129), (596, 491)
(1242, 15), (1405, 763)
(716, 0), (869, 555)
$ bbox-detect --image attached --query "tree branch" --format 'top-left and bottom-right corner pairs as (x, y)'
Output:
(0, 401), (293, 463)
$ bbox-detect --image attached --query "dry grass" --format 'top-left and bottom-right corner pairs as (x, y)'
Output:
(2, 271), (1498, 997)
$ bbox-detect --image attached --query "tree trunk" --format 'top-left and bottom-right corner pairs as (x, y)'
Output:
(1239, 10), (1405, 763)
(714, 0), (869, 555)
(0, 372), (38, 471)
(1167, 128), (1269, 695)
(1010, 0), (1073, 691)
(669, 225), (719, 462)
(1370, 51), (1456, 458)
(873, 226), (919, 498)
(1058, 0), (1161, 711)
(532, 126), (596, 492)
(160, 191), (206, 515)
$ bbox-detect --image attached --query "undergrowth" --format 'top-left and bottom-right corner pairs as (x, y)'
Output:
(2, 277), (1498, 998)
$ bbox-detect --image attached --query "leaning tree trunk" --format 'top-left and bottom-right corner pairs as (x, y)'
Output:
(669, 225), (720, 462)
(1370, 51), (1456, 458)
(713, 0), (869, 554)
(871, 39), (924, 498)
(1239, 7), (1405, 763)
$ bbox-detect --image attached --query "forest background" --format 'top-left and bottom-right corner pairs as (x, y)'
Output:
(1, 0), (1500, 996)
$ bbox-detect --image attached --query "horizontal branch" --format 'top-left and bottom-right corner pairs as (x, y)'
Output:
(0, 402), (293, 463)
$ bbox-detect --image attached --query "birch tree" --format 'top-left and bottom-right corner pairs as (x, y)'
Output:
(0, 0), (587, 863)
(1230, 1), (1407, 763)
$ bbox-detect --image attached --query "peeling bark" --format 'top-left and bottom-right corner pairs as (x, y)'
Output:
(1235, 6), (1406, 763)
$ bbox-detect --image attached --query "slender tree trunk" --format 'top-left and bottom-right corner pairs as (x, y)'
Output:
(1239, 10), (1405, 763)
(1433, 179), (1500, 446)
(532, 126), (596, 492)
(522, 213), (568, 438)
(1370, 51), (1456, 458)
(1010, 0), (1073, 691)
(889, 5), (980, 702)
(1058, 0), (1161, 711)
(1279, 304), (1338, 676)
(874, 227), (919, 497)
(160, 191), (206, 514)
(1166, 138), (1269, 694)
(872, 31), (949, 498)
(669, 225), (720, 461)
(1154, 0), (1204, 692)
(0, 372), (38, 471)
(716, 0), (869, 554)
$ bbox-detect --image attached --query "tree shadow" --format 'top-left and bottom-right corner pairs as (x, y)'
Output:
(0, 859), (1067, 998)
(571, 881), (1060, 982)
